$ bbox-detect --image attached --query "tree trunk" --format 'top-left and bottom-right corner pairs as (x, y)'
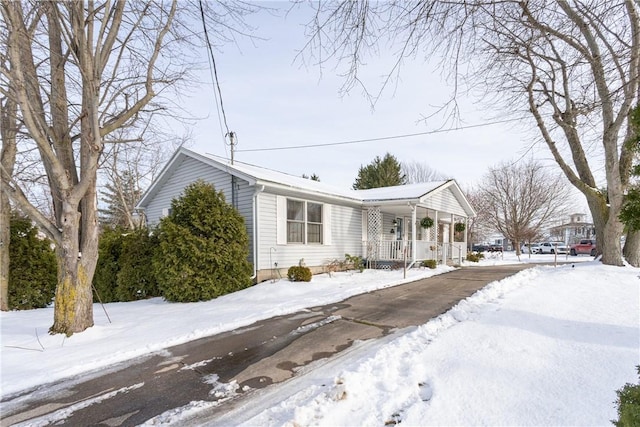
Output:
(49, 207), (94, 335)
(1, 96), (17, 311)
(587, 192), (624, 266)
(623, 229), (640, 267)
(0, 191), (10, 311)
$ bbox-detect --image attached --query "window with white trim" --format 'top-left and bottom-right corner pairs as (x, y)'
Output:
(286, 199), (323, 244)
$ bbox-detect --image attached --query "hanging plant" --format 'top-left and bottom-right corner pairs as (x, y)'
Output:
(455, 222), (466, 233)
(420, 217), (434, 229)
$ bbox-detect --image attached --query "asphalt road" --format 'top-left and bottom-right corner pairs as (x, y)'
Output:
(1, 264), (533, 426)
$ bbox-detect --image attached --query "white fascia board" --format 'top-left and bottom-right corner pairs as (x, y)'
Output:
(258, 180), (362, 206)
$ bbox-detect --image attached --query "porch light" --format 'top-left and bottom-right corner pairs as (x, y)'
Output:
(392, 219), (398, 226)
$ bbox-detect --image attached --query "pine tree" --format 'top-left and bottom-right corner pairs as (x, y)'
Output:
(153, 180), (253, 302)
(99, 170), (142, 229)
(352, 153), (407, 189)
(9, 213), (57, 310)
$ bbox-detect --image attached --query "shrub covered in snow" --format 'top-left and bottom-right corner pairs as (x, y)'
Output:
(153, 180), (252, 302)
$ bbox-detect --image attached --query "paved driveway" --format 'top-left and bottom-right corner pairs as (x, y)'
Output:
(1, 264), (533, 426)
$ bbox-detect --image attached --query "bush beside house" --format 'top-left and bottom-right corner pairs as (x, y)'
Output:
(153, 180), (253, 302)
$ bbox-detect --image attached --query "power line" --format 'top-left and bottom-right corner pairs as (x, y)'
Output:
(198, 0), (231, 136)
(235, 117), (523, 153)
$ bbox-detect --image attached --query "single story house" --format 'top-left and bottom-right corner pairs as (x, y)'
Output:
(137, 147), (476, 282)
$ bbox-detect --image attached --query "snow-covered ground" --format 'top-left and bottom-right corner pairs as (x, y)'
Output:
(2, 252), (638, 426)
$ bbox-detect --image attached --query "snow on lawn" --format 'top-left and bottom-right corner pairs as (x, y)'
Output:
(1, 262), (456, 398)
(230, 259), (639, 427)
(2, 251), (635, 427)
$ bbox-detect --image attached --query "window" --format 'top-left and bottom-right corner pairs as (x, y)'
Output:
(287, 200), (304, 243)
(285, 199), (323, 244)
(307, 202), (323, 243)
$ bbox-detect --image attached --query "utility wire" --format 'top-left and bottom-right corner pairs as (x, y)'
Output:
(236, 117), (524, 153)
(198, 0), (230, 136)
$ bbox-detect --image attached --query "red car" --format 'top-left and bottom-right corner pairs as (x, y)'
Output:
(570, 239), (596, 256)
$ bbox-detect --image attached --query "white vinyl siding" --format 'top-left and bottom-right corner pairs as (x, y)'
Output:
(260, 194), (362, 270)
(143, 155), (255, 265)
(422, 187), (468, 216)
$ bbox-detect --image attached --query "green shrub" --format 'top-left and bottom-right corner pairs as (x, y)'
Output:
(466, 252), (485, 263)
(345, 253), (364, 272)
(153, 180), (253, 302)
(287, 266), (312, 282)
(613, 366), (640, 427)
(8, 213), (57, 310)
(422, 259), (437, 269)
(116, 228), (160, 301)
(93, 226), (124, 303)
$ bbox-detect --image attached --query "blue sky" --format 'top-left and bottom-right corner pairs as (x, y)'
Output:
(174, 3), (561, 193)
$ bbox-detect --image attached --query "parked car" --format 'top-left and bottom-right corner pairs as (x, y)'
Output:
(472, 244), (489, 252)
(570, 239), (596, 256)
(521, 243), (541, 254)
(537, 241), (569, 254)
(488, 244), (503, 252)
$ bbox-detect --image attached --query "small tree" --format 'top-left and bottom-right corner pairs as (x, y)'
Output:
(402, 161), (449, 184)
(8, 213), (57, 310)
(353, 153), (407, 189)
(153, 180), (252, 302)
(478, 160), (569, 256)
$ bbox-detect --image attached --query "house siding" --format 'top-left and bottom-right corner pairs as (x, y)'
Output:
(423, 187), (468, 217)
(256, 192), (363, 272)
(143, 156), (255, 264)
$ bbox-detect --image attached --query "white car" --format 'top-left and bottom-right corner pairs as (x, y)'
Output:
(537, 241), (569, 254)
(521, 243), (541, 254)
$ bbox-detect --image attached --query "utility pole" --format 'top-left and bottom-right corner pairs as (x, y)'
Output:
(227, 131), (236, 165)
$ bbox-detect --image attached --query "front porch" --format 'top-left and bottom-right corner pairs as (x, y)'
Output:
(361, 204), (469, 268)
(363, 240), (467, 267)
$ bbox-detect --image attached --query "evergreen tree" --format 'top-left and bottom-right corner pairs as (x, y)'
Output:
(8, 213), (57, 310)
(116, 228), (160, 301)
(153, 180), (253, 302)
(352, 153), (407, 190)
(99, 170), (142, 229)
(92, 226), (124, 303)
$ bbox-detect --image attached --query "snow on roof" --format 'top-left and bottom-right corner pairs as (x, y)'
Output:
(198, 150), (448, 203)
(354, 181), (448, 201)
(199, 152), (359, 200)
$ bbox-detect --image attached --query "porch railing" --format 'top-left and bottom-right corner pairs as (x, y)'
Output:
(363, 240), (466, 265)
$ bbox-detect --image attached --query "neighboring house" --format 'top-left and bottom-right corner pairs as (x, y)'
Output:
(137, 147), (476, 282)
(549, 213), (596, 244)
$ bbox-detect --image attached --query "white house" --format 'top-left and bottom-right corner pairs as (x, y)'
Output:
(137, 147), (476, 282)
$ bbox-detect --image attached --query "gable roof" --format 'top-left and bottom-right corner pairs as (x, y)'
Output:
(137, 147), (475, 216)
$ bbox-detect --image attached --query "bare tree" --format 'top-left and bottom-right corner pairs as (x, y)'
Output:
(478, 160), (570, 257)
(301, 1), (640, 266)
(0, 93), (17, 311)
(401, 161), (449, 184)
(0, 1), (257, 335)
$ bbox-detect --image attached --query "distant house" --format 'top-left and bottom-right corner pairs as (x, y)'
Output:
(137, 147), (476, 282)
(550, 213), (596, 244)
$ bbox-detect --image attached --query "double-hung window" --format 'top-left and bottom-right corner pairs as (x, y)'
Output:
(285, 199), (323, 244)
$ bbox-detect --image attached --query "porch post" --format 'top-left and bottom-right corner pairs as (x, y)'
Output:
(411, 204), (416, 263)
(434, 210), (438, 244)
